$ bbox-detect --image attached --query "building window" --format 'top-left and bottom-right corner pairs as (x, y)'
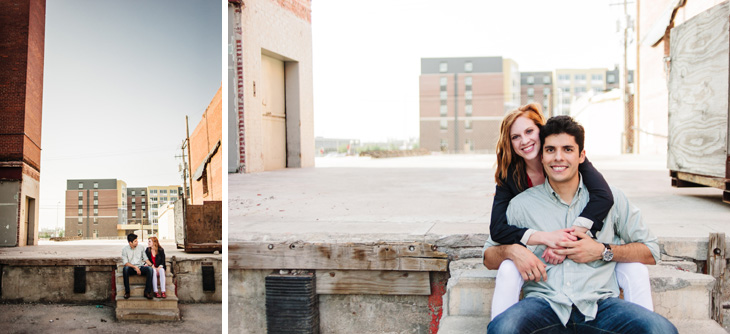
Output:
(558, 74), (570, 81)
(440, 139), (448, 151)
(78, 191), (83, 198)
(440, 91), (447, 100)
(131, 198), (135, 203)
(465, 119), (472, 130)
(94, 208), (98, 215)
(607, 74), (615, 84)
(93, 217), (97, 224)
(465, 91), (472, 100)
(440, 105), (447, 117)
(78, 200), (83, 205)
(561, 87), (570, 93)
(78, 209), (83, 215)
(93, 200), (97, 205)
(465, 104), (472, 117)
(574, 87), (586, 94)
(78, 230), (82, 237)
(132, 212), (136, 218)
(464, 61), (473, 72)
(440, 119), (448, 130)
(93, 182), (98, 189)
(465, 77), (472, 88)
(439, 62), (447, 73)
(78, 217), (83, 224)
(170, 189), (177, 194)
(142, 205), (146, 210)
(543, 87), (551, 96)
(591, 74), (603, 81)
(150, 190), (157, 194)
(132, 205), (136, 210)
(574, 74), (586, 82)
(543, 76), (551, 84)
(131, 190), (135, 196)
(141, 190), (146, 195)
(527, 88), (534, 97)
(78, 183), (83, 189)
(143, 212), (146, 218)
(161, 190), (167, 194)
(93, 191), (98, 197)
(527, 76), (534, 84)
(440, 77), (447, 87)
(152, 204), (158, 209)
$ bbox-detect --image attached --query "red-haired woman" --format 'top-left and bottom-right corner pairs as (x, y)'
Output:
(488, 103), (652, 319)
(145, 236), (167, 298)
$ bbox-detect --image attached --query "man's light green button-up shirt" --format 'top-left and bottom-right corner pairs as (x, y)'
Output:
(483, 175), (660, 325)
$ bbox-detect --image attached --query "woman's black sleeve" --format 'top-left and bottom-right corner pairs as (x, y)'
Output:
(160, 249), (166, 269)
(490, 182), (529, 245)
(578, 157), (613, 236)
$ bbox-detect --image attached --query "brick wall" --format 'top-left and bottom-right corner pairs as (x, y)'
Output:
(0, 0), (45, 171)
(190, 86), (222, 204)
(270, 0), (311, 23)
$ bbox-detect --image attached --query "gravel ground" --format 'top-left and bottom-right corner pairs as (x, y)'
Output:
(0, 303), (222, 334)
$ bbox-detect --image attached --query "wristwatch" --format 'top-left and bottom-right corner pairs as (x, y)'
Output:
(601, 243), (613, 262)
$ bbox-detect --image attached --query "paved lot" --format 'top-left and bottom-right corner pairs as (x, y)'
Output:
(229, 154), (729, 242)
(0, 303), (221, 334)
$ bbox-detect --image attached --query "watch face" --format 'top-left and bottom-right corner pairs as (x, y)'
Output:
(602, 249), (613, 262)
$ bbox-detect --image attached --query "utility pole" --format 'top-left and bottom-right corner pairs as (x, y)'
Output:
(453, 73), (459, 153)
(185, 116), (194, 204)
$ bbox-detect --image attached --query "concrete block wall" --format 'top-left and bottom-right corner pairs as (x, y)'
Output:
(173, 258), (222, 303)
(1, 265), (113, 303)
(236, 0), (314, 173)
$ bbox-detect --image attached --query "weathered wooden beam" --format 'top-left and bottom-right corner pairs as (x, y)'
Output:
(0, 258), (118, 266)
(707, 232), (725, 324)
(229, 242), (448, 272)
(315, 270), (430, 295)
(671, 171), (725, 189)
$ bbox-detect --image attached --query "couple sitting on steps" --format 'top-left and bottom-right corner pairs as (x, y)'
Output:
(484, 109), (678, 333)
(121, 233), (167, 300)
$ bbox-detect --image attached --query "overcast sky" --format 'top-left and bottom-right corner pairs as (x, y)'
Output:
(40, 0), (221, 230)
(311, 0), (636, 142)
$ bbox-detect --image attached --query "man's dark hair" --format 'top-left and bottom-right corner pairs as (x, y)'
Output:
(540, 115), (585, 152)
(127, 233), (138, 243)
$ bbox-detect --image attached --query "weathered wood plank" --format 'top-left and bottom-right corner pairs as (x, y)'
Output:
(0, 258), (118, 266)
(675, 171), (726, 188)
(668, 1), (729, 178)
(316, 270), (430, 295)
(228, 242), (448, 272)
(707, 233), (725, 323)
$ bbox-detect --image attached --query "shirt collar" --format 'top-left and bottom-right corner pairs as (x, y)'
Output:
(541, 173), (585, 206)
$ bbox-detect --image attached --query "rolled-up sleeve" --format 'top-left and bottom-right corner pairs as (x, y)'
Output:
(614, 188), (660, 264)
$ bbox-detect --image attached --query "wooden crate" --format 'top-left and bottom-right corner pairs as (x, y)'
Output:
(667, 1), (730, 204)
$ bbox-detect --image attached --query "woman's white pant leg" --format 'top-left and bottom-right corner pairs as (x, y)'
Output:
(615, 262), (653, 311)
(158, 267), (166, 292)
(491, 259), (524, 320)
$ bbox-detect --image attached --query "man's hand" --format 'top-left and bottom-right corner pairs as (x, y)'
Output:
(542, 247), (566, 265)
(135, 266), (141, 275)
(509, 245), (548, 282)
(530, 228), (577, 248)
(572, 226), (589, 235)
(554, 231), (603, 263)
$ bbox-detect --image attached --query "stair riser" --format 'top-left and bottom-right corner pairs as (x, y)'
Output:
(116, 309), (180, 321)
(118, 275), (173, 286)
(116, 299), (178, 310)
(117, 284), (176, 297)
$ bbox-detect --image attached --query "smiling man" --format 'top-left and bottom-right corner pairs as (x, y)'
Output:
(483, 116), (677, 333)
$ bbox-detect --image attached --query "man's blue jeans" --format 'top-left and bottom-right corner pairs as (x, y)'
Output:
(488, 297), (678, 334)
(122, 266), (153, 294)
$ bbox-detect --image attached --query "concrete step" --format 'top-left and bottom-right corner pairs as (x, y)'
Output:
(436, 316), (727, 334)
(115, 272), (173, 286)
(115, 294), (179, 310)
(115, 308), (180, 321)
(116, 283), (177, 298)
(444, 259), (716, 321)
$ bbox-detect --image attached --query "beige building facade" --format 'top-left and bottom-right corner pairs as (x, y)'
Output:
(419, 57), (518, 153)
(229, 0), (314, 173)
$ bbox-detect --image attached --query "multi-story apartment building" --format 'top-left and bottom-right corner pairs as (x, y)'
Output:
(65, 179), (126, 238)
(520, 72), (554, 117)
(419, 57), (520, 153)
(147, 185), (181, 227)
(554, 68), (609, 116)
(123, 187), (151, 237)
